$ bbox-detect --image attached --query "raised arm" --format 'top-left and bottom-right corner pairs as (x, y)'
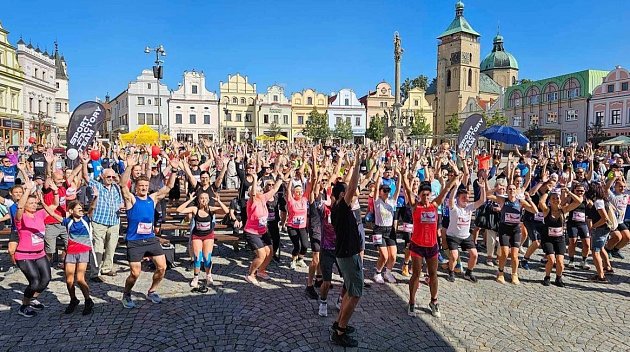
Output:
(151, 158), (180, 203)
(15, 181), (35, 223)
(473, 176), (487, 209)
(343, 152), (363, 205)
(432, 178), (457, 208)
(120, 154), (137, 209)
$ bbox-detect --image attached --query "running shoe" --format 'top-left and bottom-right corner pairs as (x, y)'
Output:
(331, 322), (356, 334)
(520, 260), (530, 270)
(407, 303), (416, 317)
(305, 285), (319, 300)
(206, 273), (214, 284)
(318, 301), (328, 317)
(446, 271), (455, 282)
(335, 296), (342, 310)
(554, 276), (565, 287)
(18, 305), (36, 318)
(289, 259), (297, 270)
(542, 276), (551, 286)
(330, 330), (358, 348)
(567, 261), (575, 269)
(122, 294), (136, 309)
(373, 273), (385, 284)
(383, 271), (397, 283)
(30, 299), (46, 310)
(297, 259), (307, 268)
(64, 298), (80, 314)
(429, 301), (441, 318)
(518, 246), (526, 255)
(401, 264), (410, 277)
(486, 259), (495, 267)
(82, 299), (94, 316)
(438, 252), (449, 264)
(511, 273), (520, 285)
(463, 271), (477, 283)
(496, 272), (505, 284)
(256, 271), (270, 280)
(540, 258), (548, 264)
(4, 266), (19, 276)
(245, 275), (260, 286)
(190, 276), (199, 288)
(580, 260), (591, 270)
(454, 262), (463, 273)
(147, 291), (162, 304)
(611, 249), (625, 259)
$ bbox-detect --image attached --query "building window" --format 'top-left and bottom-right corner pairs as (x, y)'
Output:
(529, 114), (539, 126)
(138, 113), (146, 125)
(156, 98), (161, 106)
(29, 98), (33, 112)
(546, 112), (558, 124)
(38, 100), (42, 113)
(355, 116), (360, 127)
(240, 98), (246, 105)
(148, 83), (151, 89)
(34, 68), (38, 78)
(138, 97), (145, 105)
(148, 99), (152, 105)
(307, 97), (313, 105)
(203, 114), (210, 124)
(622, 82), (629, 91)
(46, 102), (49, 115)
(236, 113), (242, 122)
(344, 99), (349, 106)
(298, 115), (304, 124)
(447, 70), (451, 88)
(414, 100), (419, 106)
(175, 114), (182, 124)
(273, 115), (278, 124)
(345, 116), (351, 124)
(512, 76), (516, 85)
(146, 113), (154, 125)
(264, 114), (269, 124)
(232, 97), (237, 104)
(245, 113), (252, 122)
(467, 68), (472, 87)
(56, 82), (59, 89)
(595, 111), (603, 125)
(273, 95), (278, 102)
(192, 85), (198, 94)
(318, 99), (324, 105)
(336, 116), (342, 125)
(546, 92), (558, 102)
(189, 114), (196, 124)
(564, 132), (577, 146)
(283, 115), (288, 124)
(295, 99), (301, 105)
(566, 110), (578, 121)
(513, 116), (522, 127)
(226, 113), (232, 121)
(55, 102), (61, 112)
(568, 88), (579, 98)
(607, 84), (615, 93)
(611, 110), (621, 125)
(529, 95), (539, 104)
(64, 103), (68, 111)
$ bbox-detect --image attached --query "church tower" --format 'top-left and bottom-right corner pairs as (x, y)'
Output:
(480, 31), (519, 88)
(435, 1), (480, 137)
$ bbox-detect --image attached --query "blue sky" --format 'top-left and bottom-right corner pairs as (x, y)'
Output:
(2, 0), (628, 109)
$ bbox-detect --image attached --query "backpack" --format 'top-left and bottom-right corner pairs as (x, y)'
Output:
(605, 203), (619, 230)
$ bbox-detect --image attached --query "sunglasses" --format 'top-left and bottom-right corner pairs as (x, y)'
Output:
(104, 175), (115, 179)
(189, 159), (198, 162)
(266, 183), (275, 187)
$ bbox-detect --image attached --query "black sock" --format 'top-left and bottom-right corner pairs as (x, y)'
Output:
(431, 298), (438, 304)
(448, 269), (453, 275)
(582, 256), (587, 261)
(465, 269), (472, 275)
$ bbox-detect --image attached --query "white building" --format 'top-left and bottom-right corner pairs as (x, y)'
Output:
(16, 40), (57, 145)
(257, 84), (291, 138)
(169, 70), (219, 142)
(327, 88), (366, 143)
(53, 43), (69, 143)
(110, 69), (169, 140)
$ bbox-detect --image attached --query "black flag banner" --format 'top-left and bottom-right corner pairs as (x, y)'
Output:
(67, 101), (106, 153)
(457, 113), (486, 154)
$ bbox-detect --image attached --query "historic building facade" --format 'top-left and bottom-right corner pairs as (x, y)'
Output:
(109, 69), (170, 140)
(426, 1), (518, 140)
(589, 66), (630, 138)
(0, 22), (24, 145)
(219, 73), (257, 142)
(505, 69), (608, 145)
(401, 86), (434, 141)
(290, 88), (327, 140)
(327, 88), (366, 143)
(53, 43), (69, 142)
(257, 84), (291, 138)
(169, 70), (219, 142)
(359, 81), (395, 129)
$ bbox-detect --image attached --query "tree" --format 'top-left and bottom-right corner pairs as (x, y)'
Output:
(365, 114), (385, 141)
(401, 75), (429, 100)
(409, 114), (431, 137)
(268, 121), (282, 137)
(485, 110), (508, 126)
(303, 108), (331, 142)
(445, 113), (461, 135)
(333, 119), (353, 141)
(517, 79), (533, 85)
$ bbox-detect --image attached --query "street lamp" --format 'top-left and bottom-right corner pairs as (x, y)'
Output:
(144, 45), (167, 143)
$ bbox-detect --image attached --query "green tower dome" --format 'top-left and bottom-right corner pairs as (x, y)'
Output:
(481, 33), (519, 72)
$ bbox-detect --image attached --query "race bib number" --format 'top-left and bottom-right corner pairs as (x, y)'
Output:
(548, 227), (563, 237)
(420, 211), (436, 223)
(457, 215), (471, 227)
(534, 212), (545, 222)
(59, 196), (66, 206)
(31, 232), (44, 245)
(3, 175), (14, 183)
(137, 222), (153, 235)
(34, 161), (44, 168)
(372, 234), (383, 245)
(292, 216), (305, 226)
(196, 221), (212, 231)
(258, 216), (268, 228)
(504, 213), (521, 224)
(399, 223), (413, 233)
(572, 211), (585, 222)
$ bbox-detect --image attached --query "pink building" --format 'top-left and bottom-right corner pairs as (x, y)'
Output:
(590, 66), (630, 137)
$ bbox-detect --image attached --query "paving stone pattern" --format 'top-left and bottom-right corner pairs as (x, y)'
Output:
(0, 236), (628, 352)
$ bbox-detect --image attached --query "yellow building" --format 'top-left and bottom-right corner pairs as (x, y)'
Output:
(0, 22), (25, 143)
(290, 88), (327, 140)
(359, 81), (395, 129)
(401, 86), (434, 145)
(219, 73), (257, 142)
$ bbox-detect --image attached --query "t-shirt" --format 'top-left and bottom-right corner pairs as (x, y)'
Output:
(0, 165), (18, 190)
(14, 209), (47, 261)
(608, 191), (629, 223)
(91, 160), (103, 179)
(446, 203), (475, 239)
(587, 199), (606, 228)
(3, 198), (16, 231)
(244, 192), (273, 235)
(28, 153), (47, 178)
(62, 216), (92, 254)
(374, 197), (396, 227)
(331, 198), (361, 258)
(43, 181), (70, 225)
(476, 155), (491, 170)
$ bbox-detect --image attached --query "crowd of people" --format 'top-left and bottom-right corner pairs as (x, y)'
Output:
(1, 138), (629, 348)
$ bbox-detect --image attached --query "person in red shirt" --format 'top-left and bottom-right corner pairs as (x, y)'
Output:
(42, 171), (72, 266)
(476, 149), (492, 171)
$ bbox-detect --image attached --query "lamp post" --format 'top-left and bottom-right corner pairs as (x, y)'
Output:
(144, 45), (166, 143)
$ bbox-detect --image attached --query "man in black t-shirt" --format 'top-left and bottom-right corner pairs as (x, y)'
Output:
(329, 152), (363, 348)
(28, 144), (47, 178)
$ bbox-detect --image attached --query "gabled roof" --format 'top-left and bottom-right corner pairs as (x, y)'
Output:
(479, 73), (502, 95)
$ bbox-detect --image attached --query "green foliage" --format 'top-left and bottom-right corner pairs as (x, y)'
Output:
(517, 79), (533, 85)
(366, 114), (385, 141)
(333, 119), (353, 141)
(485, 111), (507, 126)
(445, 113), (461, 135)
(268, 121), (282, 137)
(401, 75), (429, 100)
(410, 113), (431, 137)
(303, 109), (331, 142)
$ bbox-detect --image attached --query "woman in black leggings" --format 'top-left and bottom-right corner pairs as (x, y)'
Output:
(9, 182), (51, 317)
(263, 180), (283, 262)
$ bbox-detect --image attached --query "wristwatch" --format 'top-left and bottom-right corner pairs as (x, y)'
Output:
(171, 167), (180, 172)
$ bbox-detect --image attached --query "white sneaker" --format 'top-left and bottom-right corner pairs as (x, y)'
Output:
(373, 273), (385, 284)
(567, 261), (575, 269)
(383, 271), (397, 283)
(206, 273), (214, 284)
(289, 259), (297, 270)
(190, 276), (199, 288)
(318, 302), (328, 317)
(407, 303), (416, 317)
(297, 259), (307, 268)
(335, 296), (342, 310)
(519, 247), (526, 255)
(581, 260), (591, 270)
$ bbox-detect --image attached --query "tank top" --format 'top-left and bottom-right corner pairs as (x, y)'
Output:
(126, 196), (155, 241)
(544, 211), (564, 238)
(244, 193), (271, 235)
(501, 199), (522, 226)
(15, 209), (47, 261)
(411, 203), (438, 247)
(266, 195), (279, 222)
(568, 200), (587, 224)
(286, 196), (308, 229)
(192, 209), (214, 236)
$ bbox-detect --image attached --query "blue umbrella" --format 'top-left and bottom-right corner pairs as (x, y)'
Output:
(480, 126), (530, 146)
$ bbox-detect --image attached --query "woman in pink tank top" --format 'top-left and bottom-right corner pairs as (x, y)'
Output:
(285, 183), (310, 269)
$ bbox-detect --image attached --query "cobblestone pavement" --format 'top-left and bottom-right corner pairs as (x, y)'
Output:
(0, 235), (628, 352)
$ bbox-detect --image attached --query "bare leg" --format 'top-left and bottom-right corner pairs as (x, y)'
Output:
(149, 255), (167, 293)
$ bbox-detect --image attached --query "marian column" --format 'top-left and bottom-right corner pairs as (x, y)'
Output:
(387, 32), (404, 141)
